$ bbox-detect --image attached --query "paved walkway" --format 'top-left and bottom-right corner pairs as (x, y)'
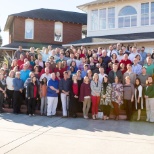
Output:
(0, 113), (154, 154)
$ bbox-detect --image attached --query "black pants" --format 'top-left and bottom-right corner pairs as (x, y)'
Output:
(124, 99), (132, 120)
(13, 91), (23, 114)
(0, 92), (4, 112)
(6, 89), (14, 108)
(28, 98), (36, 115)
(70, 96), (78, 116)
(103, 105), (111, 117)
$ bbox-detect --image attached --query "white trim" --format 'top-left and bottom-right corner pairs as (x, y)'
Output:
(63, 38), (154, 47)
(0, 47), (29, 51)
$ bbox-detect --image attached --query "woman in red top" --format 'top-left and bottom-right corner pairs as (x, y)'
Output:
(54, 62), (64, 78)
(70, 74), (78, 118)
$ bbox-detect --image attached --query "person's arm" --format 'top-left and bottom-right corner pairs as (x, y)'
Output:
(131, 84), (135, 102)
(27, 83), (30, 99)
(14, 51), (17, 59)
(138, 85), (142, 102)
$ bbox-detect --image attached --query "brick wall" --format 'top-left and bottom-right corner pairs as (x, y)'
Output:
(12, 17), (82, 44)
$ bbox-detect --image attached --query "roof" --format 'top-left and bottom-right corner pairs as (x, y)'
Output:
(63, 32), (154, 47)
(1, 41), (63, 50)
(78, 0), (116, 12)
(4, 8), (87, 31)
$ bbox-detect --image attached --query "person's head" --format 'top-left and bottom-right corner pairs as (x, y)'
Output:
(142, 67), (146, 74)
(119, 49), (123, 56)
(117, 43), (121, 50)
(70, 53), (74, 59)
(70, 61), (76, 67)
(45, 67), (50, 74)
(98, 47), (102, 54)
(72, 74), (77, 81)
(70, 66), (75, 73)
(60, 53), (64, 59)
(49, 56), (54, 62)
(48, 45), (52, 51)
(89, 57), (94, 63)
(2, 62), (8, 69)
(45, 62), (50, 68)
(15, 72), (20, 78)
(30, 47), (35, 52)
(125, 76), (131, 84)
(112, 63), (118, 72)
(34, 66), (39, 72)
(111, 53), (117, 60)
(147, 76), (153, 85)
(83, 64), (88, 71)
(146, 56), (152, 65)
(120, 63), (125, 69)
(63, 71), (68, 79)
(35, 59), (39, 65)
(102, 50), (107, 57)
(87, 70), (92, 77)
(135, 78), (141, 87)
(65, 50), (70, 57)
(84, 76), (89, 84)
(76, 70), (81, 78)
(133, 58), (138, 65)
(122, 46), (126, 52)
(123, 54), (128, 60)
(141, 46), (145, 52)
(56, 72), (60, 77)
(19, 46), (22, 51)
(109, 45), (113, 51)
(114, 76), (119, 84)
(113, 44), (117, 50)
(93, 53), (97, 59)
(128, 46), (132, 52)
(93, 73), (99, 81)
(25, 51), (29, 56)
(62, 60), (67, 67)
(29, 72), (35, 78)
(56, 61), (62, 68)
(88, 49), (92, 55)
(38, 53), (42, 60)
(51, 72), (56, 80)
(23, 64), (28, 70)
(32, 76), (37, 83)
(81, 57), (86, 63)
(30, 55), (35, 61)
(99, 67), (104, 74)
(103, 75), (108, 83)
(135, 54), (141, 62)
(127, 63), (132, 71)
(132, 46), (137, 53)
(11, 59), (17, 67)
(0, 73), (4, 80)
(20, 54), (24, 60)
(98, 57), (103, 63)
(9, 70), (15, 78)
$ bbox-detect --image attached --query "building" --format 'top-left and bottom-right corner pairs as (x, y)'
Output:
(0, 8), (87, 59)
(63, 0), (154, 53)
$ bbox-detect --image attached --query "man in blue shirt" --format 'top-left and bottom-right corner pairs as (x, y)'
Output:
(13, 72), (24, 114)
(140, 46), (147, 66)
(47, 73), (59, 116)
(132, 58), (142, 75)
(20, 63), (31, 83)
(81, 64), (88, 78)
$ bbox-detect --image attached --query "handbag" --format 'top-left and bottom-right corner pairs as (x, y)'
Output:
(97, 112), (104, 119)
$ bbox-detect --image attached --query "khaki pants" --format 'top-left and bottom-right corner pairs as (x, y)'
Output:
(83, 98), (91, 117)
(146, 98), (154, 122)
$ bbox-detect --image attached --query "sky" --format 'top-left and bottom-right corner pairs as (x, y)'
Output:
(0, 0), (91, 45)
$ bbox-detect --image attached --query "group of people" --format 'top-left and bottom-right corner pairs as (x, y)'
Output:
(0, 44), (154, 122)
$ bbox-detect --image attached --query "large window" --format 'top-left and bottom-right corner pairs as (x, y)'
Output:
(54, 22), (63, 42)
(99, 9), (106, 29)
(151, 2), (154, 25)
(108, 7), (115, 28)
(25, 19), (34, 39)
(91, 10), (98, 30)
(141, 3), (149, 26)
(118, 6), (137, 28)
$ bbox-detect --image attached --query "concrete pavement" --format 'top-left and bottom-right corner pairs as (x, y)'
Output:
(0, 113), (154, 154)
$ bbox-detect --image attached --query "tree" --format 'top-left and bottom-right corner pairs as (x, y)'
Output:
(0, 27), (2, 46)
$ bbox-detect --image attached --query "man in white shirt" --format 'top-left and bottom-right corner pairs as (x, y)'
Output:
(98, 67), (107, 83)
(67, 53), (80, 67)
(107, 45), (118, 57)
(40, 67), (51, 81)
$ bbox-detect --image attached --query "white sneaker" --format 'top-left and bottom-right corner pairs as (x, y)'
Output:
(84, 115), (88, 119)
(92, 115), (96, 120)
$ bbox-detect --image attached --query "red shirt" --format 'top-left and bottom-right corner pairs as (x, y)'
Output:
(33, 84), (37, 98)
(119, 59), (132, 70)
(54, 68), (64, 78)
(17, 59), (24, 67)
(72, 83), (78, 96)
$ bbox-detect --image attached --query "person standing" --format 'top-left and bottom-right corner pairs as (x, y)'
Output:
(6, 70), (15, 108)
(79, 76), (91, 119)
(40, 77), (47, 116)
(90, 73), (101, 120)
(144, 76), (154, 122)
(27, 76), (39, 116)
(14, 46), (25, 60)
(111, 76), (123, 120)
(123, 76), (135, 121)
(134, 78), (143, 121)
(47, 73), (59, 117)
(70, 74), (79, 118)
(13, 72), (24, 114)
(0, 74), (7, 113)
(100, 76), (112, 120)
(144, 57), (154, 76)
(59, 71), (72, 117)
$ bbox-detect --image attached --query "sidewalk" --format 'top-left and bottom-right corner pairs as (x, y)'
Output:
(0, 113), (154, 154)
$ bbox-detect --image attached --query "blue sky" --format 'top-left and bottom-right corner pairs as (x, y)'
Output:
(0, 0), (90, 45)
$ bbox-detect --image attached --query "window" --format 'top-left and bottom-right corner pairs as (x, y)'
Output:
(54, 22), (63, 42)
(141, 3), (149, 26)
(151, 2), (154, 25)
(91, 10), (98, 30)
(99, 9), (106, 29)
(25, 19), (34, 39)
(108, 7), (115, 28)
(118, 6), (137, 28)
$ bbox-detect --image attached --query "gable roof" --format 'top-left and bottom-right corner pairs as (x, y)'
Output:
(63, 32), (154, 47)
(4, 8), (87, 31)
